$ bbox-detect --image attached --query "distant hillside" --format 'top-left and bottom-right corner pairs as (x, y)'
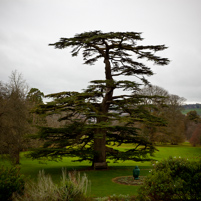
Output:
(182, 104), (201, 116)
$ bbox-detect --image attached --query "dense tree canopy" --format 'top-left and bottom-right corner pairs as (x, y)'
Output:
(30, 31), (169, 168)
(27, 88), (44, 105)
(137, 85), (186, 144)
(186, 110), (201, 123)
(185, 110), (201, 142)
(0, 71), (30, 164)
(190, 123), (201, 146)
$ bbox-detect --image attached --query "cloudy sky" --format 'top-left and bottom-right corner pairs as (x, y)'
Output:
(0, 0), (201, 104)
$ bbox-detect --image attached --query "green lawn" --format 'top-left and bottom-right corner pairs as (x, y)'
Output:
(1, 142), (201, 197)
(181, 108), (201, 115)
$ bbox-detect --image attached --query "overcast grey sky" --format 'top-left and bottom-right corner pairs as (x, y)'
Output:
(0, 0), (201, 104)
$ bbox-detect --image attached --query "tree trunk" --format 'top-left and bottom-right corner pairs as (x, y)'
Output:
(14, 150), (20, 165)
(15, 152), (20, 164)
(92, 57), (113, 169)
(12, 150), (20, 165)
(93, 130), (107, 169)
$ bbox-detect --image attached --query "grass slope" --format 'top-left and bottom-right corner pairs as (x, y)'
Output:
(1, 143), (201, 197)
(181, 108), (201, 115)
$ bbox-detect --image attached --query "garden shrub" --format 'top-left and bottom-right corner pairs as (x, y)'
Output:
(0, 165), (25, 201)
(137, 156), (201, 200)
(14, 169), (91, 201)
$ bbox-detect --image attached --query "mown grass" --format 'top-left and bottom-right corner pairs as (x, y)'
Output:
(1, 142), (201, 197)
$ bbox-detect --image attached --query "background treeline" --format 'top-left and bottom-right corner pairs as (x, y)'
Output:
(0, 71), (201, 165)
(182, 104), (201, 116)
(0, 71), (45, 164)
(135, 85), (201, 145)
(183, 103), (201, 110)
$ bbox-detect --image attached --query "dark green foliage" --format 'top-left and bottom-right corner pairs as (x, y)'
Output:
(0, 166), (25, 201)
(30, 90), (164, 163)
(137, 157), (201, 200)
(30, 31), (169, 166)
(50, 31), (169, 80)
(186, 111), (201, 123)
(27, 88), (44, 105)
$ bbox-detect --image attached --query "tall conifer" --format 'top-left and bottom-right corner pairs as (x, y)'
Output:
(31, 31), (169, 168)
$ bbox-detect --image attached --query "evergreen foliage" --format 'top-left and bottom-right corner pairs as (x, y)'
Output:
(137, 157), (201, 200)
(186, 110), (201, 124)
(30, 31), (169, 168)
(0, 166), (25, 201)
